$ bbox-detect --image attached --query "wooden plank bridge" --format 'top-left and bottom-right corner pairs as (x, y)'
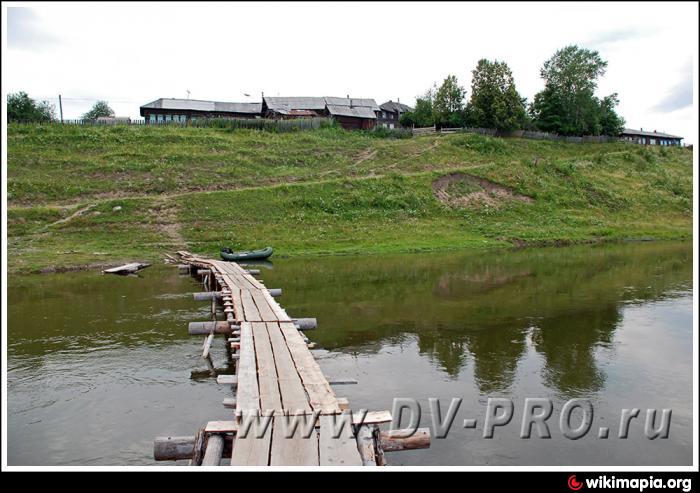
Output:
(154, 252), (429, 466)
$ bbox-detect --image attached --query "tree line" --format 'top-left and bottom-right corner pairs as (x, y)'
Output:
(7, 92), (115, 122)
(400, 45), (625, 136)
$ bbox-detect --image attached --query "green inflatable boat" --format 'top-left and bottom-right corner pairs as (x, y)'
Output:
(220, 246), (273, 261)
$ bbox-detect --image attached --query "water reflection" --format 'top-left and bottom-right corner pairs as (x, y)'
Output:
(7, 241), (692, 466)
(263, 241), (691, 398)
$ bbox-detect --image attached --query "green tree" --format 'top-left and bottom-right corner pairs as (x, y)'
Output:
(598, 93), (625, 136)
(82, 100), (114, 120)
(531, 45), (622, 136)
(7, 91), (55, 122)
(468, 59), (527, 131)
(400, 87), (436, 127)
(433, 75), (465, 127)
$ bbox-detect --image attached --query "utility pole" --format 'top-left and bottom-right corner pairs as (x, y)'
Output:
(58, 94), (64, 123)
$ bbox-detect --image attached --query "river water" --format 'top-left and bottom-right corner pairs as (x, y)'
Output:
(7, 241), (693, 466)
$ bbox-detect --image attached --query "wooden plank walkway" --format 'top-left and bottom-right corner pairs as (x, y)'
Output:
(179, 253), (359, 466)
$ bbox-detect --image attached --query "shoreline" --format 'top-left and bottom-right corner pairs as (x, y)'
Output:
(15, 234), (691, 276)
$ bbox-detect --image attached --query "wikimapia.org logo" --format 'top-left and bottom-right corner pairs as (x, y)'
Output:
(568, 476), (693, 492)
(569, 475), (584, 491)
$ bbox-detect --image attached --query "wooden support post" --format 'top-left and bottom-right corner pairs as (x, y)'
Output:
(355, 425), (376, 466)
(202, 332), (215, 359)
(189, 321), (238, 335)
(216, 374), (238, 385)
(328, 378), (358, 385)
(377, 428), (431, 452)
(201, 434), (225, 466)
(294, 318), (317, 330)
(154, 434), (234, 461)
(153, 436), (195, 461)
(193, 291), (221, 301)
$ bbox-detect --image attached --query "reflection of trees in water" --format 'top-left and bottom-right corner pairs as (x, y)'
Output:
(416, 320), (529, 393)
(530, 304), (620, 396)
(416, 303), (620, 395)
(464, 322), (529, 393)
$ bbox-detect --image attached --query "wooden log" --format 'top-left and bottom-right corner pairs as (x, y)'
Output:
(188, 321), (238, 335)
(197, 269), (211, 276)
(102, 262), (150, 275)
(328, 378), (358, 385)
(355, 425), (376, 466)
(191, 427), (206, 465)
(193, 291), (221, 301)
(217, 374), (238, 385)
(268, 288), (282, 297)
(201, 434), (225, 466)
(222, 397), (237, 408)
(202, 332), (215, 359)
(153, 436), (195, 461)
(155, 434), (234, 461)
(294, 318), (317, 330)
(205, 421), (238, 433)
(244, 269), (261, 275)
(352, 410), (392, 425)
(378, 428), (431, 452)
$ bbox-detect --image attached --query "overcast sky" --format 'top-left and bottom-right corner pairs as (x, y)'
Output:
(4, 2), (697, 142)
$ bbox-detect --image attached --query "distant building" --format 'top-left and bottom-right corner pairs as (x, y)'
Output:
(377, 100), (413, 129)
(139, 98), (261, 123)
(95, 116), (131, 124)
(620, 128), (683, 146)
(262, 96), (379, 130)
(325, 97), (379, 130)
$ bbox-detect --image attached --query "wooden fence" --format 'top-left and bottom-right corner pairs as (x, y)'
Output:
(9, 117), (334, 132)
(412, 125), (618, 143)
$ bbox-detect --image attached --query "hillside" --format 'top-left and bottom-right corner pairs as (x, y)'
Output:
(7, 124), (692, 273)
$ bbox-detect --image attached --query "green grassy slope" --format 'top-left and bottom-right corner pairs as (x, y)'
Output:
(7, 124), (692, 273)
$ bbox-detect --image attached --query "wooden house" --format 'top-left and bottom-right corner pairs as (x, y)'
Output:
(140, 98), (261, 123)
(620, 128), (683, 146)
(377, 100), (413, 129)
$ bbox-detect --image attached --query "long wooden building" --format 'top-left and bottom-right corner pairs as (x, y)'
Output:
(140, 98), (262, 123)
(262, 96), (379, 130)
(620, 128), (683, 146)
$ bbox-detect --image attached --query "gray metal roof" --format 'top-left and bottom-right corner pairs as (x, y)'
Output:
(621, 128), (683, 139)
(140, 98), (261, 114)
(264, 96), (380, 114)
(379, 100), (413, 113)
(324, 97), (380, 112)
(264, 97), (327, 112)
(326, 105), (377, 119)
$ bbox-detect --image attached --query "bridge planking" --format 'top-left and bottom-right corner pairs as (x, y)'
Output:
(179, 252), (358, 466)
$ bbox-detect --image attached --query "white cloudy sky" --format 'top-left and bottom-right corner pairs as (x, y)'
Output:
(3, 2), (697, 142)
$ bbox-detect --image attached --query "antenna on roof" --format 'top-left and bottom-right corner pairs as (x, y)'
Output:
(186, 89), (191, 99)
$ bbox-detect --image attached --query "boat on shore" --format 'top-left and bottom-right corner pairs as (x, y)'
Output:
(220, 246), (273, 261)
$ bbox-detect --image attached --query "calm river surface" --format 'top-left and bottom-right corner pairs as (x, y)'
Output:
(7, 241), (693, 466)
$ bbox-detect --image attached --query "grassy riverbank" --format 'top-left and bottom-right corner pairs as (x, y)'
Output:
(7, 124), (692, 273)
